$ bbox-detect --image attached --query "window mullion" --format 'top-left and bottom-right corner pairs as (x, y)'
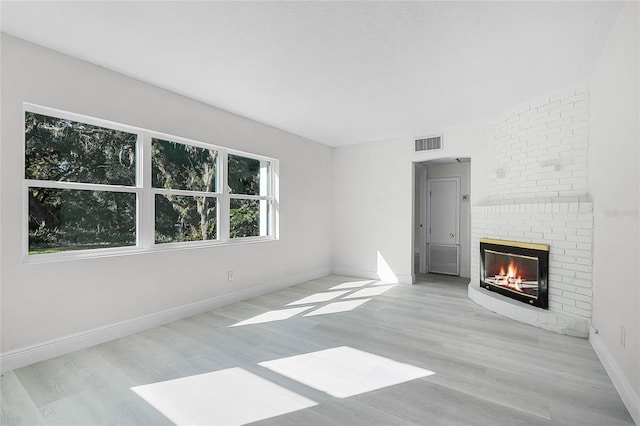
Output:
(220, 150), (230, 243)
(272, 159), (279, 239)
(23, 180), (29, 259)
(154, 188), (220, 198)
(228, 194), (271, 201)
(25, 179), (138, 193)
(140, 133), (154, 249)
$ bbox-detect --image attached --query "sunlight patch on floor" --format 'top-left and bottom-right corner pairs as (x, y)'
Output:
(343, 284), (396, 299)
(286, 290), (351, 306)
(229, 306), (311, 327)
(329, 280), (375, 290)
(259, 346), (434, 398)
(131, 368), (317, 425)
(303, 299), (371, 317)
(231, 278), (395, 328)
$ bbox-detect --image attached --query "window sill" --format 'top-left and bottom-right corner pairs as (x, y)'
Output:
(23, 237), (279, 264)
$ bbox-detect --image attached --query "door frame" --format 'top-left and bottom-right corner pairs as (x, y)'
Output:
(417, 166), (428, 274)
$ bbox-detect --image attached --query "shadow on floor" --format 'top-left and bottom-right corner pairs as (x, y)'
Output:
(414, 272), (470, 286)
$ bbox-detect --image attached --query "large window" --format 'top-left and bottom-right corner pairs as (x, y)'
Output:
(24, 105), (277, 259)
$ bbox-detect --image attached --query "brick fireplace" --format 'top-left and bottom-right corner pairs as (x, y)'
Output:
(469, 86), (594, 337)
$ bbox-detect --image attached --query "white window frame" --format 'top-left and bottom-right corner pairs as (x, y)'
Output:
(23, 103), (278, 263)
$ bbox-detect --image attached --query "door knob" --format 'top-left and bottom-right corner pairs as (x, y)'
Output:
(450, 232), (455, 238)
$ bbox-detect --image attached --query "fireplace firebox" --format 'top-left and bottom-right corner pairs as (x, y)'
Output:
(480, 239), (549, 309)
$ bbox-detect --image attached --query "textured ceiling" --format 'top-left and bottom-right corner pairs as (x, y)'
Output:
(1, 1), (622, 146)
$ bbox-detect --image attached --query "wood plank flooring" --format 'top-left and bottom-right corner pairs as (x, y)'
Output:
(1, 274), (634, 425)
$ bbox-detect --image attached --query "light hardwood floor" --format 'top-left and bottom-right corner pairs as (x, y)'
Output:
(1, 274), (634, 425)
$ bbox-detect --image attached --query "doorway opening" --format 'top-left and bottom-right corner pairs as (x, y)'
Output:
(414, 158), (471, 279)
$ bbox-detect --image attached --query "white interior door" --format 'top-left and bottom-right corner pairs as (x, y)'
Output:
(427, 177), (460, 275)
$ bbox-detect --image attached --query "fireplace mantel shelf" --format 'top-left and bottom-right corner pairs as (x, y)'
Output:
(474, 200), (593, 215)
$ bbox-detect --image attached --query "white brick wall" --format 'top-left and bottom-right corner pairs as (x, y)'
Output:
(471, 86), (594, 336)
(487, 87), (589, 202)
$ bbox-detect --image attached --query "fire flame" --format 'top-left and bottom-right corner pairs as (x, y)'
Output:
(494, 261), (523, 291)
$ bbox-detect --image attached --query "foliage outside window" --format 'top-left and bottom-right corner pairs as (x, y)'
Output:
(26, 112), (138, 254)
(228, 154), (271, 238)
(152, 138), (219, 243)
(24, 106), (276, 258)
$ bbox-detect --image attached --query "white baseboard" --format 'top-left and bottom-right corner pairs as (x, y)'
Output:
(0, 267), (332, 373)
(331, 266), (379, 281)
(331, 266), (414, 284)
(589, 328), (640, 425)
(392, 273), (415, 284)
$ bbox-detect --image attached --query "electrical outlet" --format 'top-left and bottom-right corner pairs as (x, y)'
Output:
(620, 325), (626, 348)
(228, 270), (234, 281)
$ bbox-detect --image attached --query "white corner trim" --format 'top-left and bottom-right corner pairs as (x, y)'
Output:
(0, 267), (332, 373)
(589, 328), (640, 425)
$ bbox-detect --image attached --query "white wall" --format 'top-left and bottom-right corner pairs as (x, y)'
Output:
(424, 162), (471, 278)
(0, 35), (333, 360)
(588, 1), (640, 411)
(332, 126), (486, 284)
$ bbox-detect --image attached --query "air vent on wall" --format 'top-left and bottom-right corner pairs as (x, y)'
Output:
(414, 135), (443, 152)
